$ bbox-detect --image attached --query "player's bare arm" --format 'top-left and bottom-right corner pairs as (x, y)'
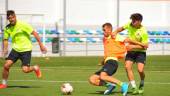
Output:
(111, 27), (124, 38)
(124, 38), (148, 48)
(126, 44), (147, 51)
(32, 31), (47, 53)
(2, 39), (8, 57)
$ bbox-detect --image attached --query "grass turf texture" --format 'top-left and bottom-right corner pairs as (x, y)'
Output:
(0, 55), (170, 96)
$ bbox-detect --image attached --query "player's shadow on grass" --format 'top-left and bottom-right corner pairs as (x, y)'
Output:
(88, 90), (122, 95)
(88, 91), (135, 95)
(7, 85), (41, 88)
(127, 91), (144, 96)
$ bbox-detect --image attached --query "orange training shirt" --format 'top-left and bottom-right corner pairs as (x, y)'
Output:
(103, 35), (126, 61)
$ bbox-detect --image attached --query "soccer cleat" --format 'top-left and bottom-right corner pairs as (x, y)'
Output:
(104, 83), (116, 95)
(121, 82), (129, 96)
(0, 84), (7, 89)
(138, 84), (144, 94)
(34, 65), (42, 78)
(131, 87), (138, 94)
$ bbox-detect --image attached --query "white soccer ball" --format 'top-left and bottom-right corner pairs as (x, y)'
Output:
(61, 83), (73, 95)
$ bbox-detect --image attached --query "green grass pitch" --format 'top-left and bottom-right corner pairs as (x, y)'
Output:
(0, 55), (170, 96)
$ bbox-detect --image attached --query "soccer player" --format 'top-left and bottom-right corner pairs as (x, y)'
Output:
(0, 10), (47, 88)
(112, 13), (148, 94)
(89, 23), (146, 95)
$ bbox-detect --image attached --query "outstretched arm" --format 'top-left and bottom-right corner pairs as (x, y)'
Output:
(32, 31), (47, 53)
(111, 27), (125, 38)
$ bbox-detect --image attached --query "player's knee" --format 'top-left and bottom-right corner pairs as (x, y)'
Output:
(4, 65), (10, 71)
(4, 63), (11, 70)
(138, 68), (144, 73)
(89, 76), (96, 84)
(4, 60), (13, 70)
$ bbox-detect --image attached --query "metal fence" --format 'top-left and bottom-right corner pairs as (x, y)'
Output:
(1, 14), (170, 57)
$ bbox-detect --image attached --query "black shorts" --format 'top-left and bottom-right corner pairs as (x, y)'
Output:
(95, 59), (118, 76)
(6, 49), (32, 66)
(125, 51), (146, 64)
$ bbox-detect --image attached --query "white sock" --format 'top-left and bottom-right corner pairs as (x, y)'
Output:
(130, 80), (137, 88)
(140, 80), (144, 86)
(2, 79), (7, 85)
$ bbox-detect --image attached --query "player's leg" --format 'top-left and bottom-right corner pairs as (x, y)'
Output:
(100, 72), (128, 95)
(89, 74), (117, 91)
(137, 63), (145, 81)
(136, 52), (146, 94)
(125, 51), (138, 94)
(22, 66), (34, 73)
(100, 71), (122, 86)
(89, 64), (116, 95)
(89, 74), (101, 86)
(99, 60), (119, 84)
(100, 60), (118, 95)
(125, 60), (137, 88)
(20, 51), (41, 78)
(89, 69), (115, 86)
(0, 49), (19, 88)
(100, 60), (128, 95)
(137, 63), (145, 94)
(0, 60), (14, 88)
(21, 65), (41, 78)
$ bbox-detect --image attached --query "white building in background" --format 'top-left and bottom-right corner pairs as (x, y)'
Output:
(0, 0), (170, 56)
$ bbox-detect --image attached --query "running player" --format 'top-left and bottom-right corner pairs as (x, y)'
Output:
(0, 10), (47, 88)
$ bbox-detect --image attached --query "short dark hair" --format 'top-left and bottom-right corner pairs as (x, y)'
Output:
(102, 23), (112, 28)
(7, 10), (15, 18)
(130, 13), (143, 21)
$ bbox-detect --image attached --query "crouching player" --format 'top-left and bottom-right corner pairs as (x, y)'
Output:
(89, 23), (146, 96)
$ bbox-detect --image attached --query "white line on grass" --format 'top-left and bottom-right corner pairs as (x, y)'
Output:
(6, 66), (170, 70)
(8, 80), (170, 85)
(8, 80), (87, 83)
(9, 68), (170, 72)
(10, 67), (98, 70)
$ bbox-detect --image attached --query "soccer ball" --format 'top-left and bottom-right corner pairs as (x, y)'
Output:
(60, 83), (73, 95)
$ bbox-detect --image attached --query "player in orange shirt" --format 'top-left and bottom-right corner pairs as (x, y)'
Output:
(89, 23), (147, 95)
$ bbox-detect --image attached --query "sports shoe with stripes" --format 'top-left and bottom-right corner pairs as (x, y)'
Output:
(104, 83), (116, 95)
